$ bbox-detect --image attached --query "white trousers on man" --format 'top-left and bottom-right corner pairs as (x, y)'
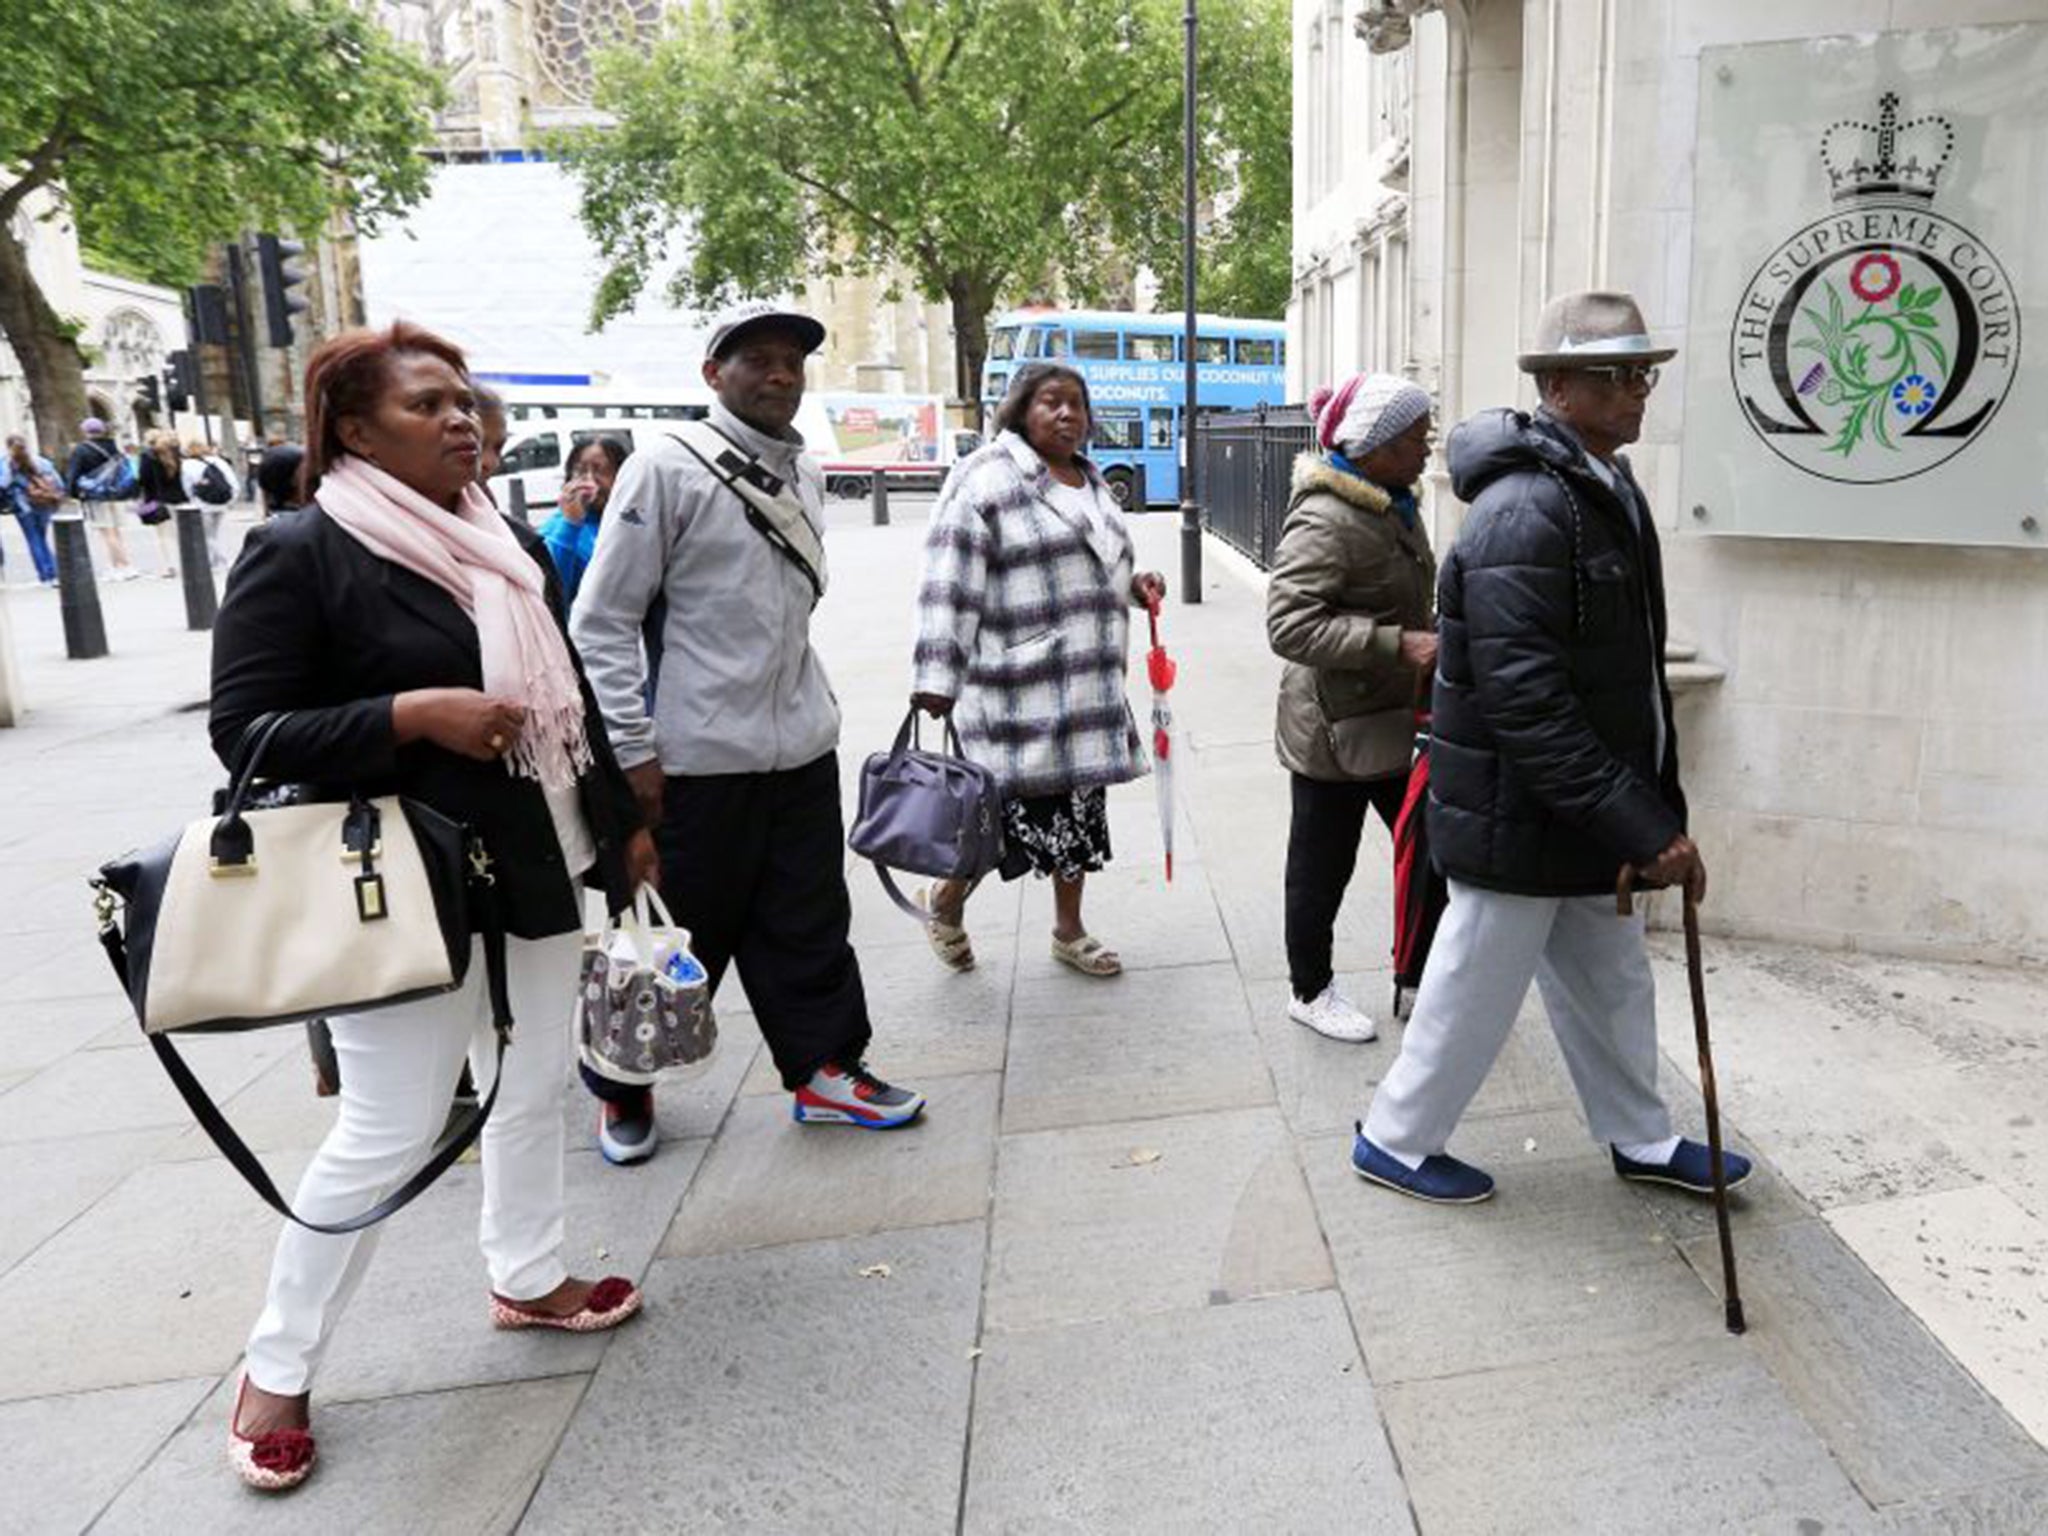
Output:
(1365, 880), (1672, 1164)
(243, 931), (580, 1395)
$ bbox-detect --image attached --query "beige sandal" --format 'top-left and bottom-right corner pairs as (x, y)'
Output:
(1051, 933), (1122, 977)
(917, 887), (976, 972)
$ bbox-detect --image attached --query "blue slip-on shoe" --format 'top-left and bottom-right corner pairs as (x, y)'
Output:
(1611, 1138), (1752, 1195)
(1351, 1124), (1495, 1204)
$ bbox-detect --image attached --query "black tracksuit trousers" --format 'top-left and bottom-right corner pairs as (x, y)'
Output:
(1284, 770), (1409, 1003)
(582, 751), (873, 1098)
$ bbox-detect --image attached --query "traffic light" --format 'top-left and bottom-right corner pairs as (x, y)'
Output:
(167, 349), (199, 409)
(189, 284), (231, 344)
(256, 234), (310, 347)
(137, 374), (162, 413)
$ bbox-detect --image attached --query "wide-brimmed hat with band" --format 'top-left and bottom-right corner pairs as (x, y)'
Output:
(1517, 290), (1676, 374)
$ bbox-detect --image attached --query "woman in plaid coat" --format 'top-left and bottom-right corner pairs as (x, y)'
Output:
(912, 363), (1168, 977)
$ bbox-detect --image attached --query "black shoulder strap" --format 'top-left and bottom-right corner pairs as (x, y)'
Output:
(99, 876), (516, 1235)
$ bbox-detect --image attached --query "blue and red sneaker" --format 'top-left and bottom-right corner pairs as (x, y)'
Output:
(793, 1061), (926, 1129)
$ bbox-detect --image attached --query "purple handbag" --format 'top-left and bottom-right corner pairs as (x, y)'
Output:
(848, 709), (1008, 919)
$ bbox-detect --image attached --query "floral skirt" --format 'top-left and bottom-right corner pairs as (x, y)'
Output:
(1000, 787), (1113, 883)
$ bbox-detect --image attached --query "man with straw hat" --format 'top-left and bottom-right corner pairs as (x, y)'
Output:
(1351, 290), (1752, 1205)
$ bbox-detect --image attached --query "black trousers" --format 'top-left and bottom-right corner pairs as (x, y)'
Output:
(583, 751), (872, 1099)
(1284, 770), (1410, 1002)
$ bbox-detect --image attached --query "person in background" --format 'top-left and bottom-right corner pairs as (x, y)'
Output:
(209, 321), (655, 1492)
(474, 383), (509, 484)
(135, 429), (187, 577)
(180, 437), (241, 569)
(1266, 373), (1438, 1043)
(540, 435), (628, 606)
(64, 417), (139, 580)
(912, 361), (1168, 979)
(256, 443), (306, 517)
(2, 434), (63, 585)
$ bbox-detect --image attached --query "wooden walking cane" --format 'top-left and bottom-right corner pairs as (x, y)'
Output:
(1617, 868), (1747, 1335)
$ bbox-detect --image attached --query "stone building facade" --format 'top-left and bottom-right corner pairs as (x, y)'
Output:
(1292, 0), (2048, 962)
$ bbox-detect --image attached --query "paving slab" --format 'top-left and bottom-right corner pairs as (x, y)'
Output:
(1305, 1110), (1729, 1382)
(0, 994), (127, 1076)
(738, 939), (1015, 1096)
(0, 1152), (311, 1403)
(1002, 961), (1271, 1134)
(1010, 849), (1235, 975)
(663, 1071), (997, 1257)
(0, 1127), (177, 1276)
(316, 1143), (704, 1405)
(520, 1223), (984, 1534)
(1386, 1337), (1872, 1533)
(1870, 1474), (2048, 1534)
(962, 1292), (1412, 1536)
(0, 1031), (295, 1146)
(985, 1107), (1331, 1334)
(1878, 1055), (2048, 1224)
(1828, 1184), (2048, 1448)
(96, 1374), (586, 1536)
(1642, 960), (1986, 1209)
(0, 1376), (213, 1535)
(1677, 1219), (2048, 1507)
(159, 1046), (341, 1162)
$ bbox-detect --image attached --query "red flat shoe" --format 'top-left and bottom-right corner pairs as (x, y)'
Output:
(489, 1275), (642, 1333)
(228, 1375), (316, 1492)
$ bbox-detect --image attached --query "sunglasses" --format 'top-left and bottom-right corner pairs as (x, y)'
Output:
(1578, 363), (1661, 390)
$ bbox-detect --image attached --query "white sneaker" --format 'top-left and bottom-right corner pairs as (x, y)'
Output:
(1289, 985), (1378, 1043)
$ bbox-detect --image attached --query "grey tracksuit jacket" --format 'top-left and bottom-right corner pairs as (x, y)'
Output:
(569, 401), (840, 776)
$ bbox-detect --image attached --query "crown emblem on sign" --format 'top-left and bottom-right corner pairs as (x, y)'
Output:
(1820, 92), (1954, 201)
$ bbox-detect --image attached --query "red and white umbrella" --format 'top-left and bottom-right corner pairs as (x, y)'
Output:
(1145, 597), (1178, 882)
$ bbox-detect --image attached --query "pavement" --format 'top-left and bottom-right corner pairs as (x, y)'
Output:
(3, 498), (2048, 1534)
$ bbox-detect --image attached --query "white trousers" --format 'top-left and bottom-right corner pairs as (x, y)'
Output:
(1364, 880), (1673, 1163)
(243, 931), (580, 1395)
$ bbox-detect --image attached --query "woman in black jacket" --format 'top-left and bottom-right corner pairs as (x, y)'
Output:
(211, 322), (655, 1492)
(136, 429), (186, 576)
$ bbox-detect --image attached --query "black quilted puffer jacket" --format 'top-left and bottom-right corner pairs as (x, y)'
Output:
(1426, 407), (1685, 897)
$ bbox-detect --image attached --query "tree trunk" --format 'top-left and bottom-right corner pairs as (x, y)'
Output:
(0, 226), (90, 459)
(944, 273), (997, 426)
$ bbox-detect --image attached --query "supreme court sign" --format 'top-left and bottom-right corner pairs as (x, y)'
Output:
(1681, 24), (2048, 546)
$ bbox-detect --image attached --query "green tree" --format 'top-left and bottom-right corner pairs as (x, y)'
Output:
(0, 0), (443, 454)
(564, 0), (1291, 403)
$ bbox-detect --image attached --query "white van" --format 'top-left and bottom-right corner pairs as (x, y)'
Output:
(487, 393), (976, 515)
(488, 401), (848, 518)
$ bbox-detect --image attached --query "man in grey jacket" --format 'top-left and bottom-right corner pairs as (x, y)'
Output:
(570, 302), (925, 1162)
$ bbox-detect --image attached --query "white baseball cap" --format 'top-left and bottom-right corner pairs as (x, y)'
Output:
(705, 300), (826, 361)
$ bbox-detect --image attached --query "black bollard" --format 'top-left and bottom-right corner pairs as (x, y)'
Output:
(174, 506), (217, 631)
(54, 514), (109, 659)
(1179, 497), (1203, 606)
(870, 472), (889, 527)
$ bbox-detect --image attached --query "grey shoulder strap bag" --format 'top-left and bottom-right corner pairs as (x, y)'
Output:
(847, 709), (1008, 920)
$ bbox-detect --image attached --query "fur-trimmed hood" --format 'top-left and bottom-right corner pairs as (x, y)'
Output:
(1288, 452), (1396, 517)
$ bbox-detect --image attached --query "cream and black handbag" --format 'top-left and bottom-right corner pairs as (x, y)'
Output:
(92, 712), (512, 1232)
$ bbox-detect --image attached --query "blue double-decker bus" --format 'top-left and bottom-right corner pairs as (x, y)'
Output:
(980, 308), (1286, 508)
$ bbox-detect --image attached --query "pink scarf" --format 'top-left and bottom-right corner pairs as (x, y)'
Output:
(316, 455), (592, 790)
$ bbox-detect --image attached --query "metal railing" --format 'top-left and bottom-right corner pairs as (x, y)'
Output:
(1193, 405), (1313, 570)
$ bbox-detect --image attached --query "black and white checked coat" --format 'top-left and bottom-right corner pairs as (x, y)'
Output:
(913, 432), (1147, 798)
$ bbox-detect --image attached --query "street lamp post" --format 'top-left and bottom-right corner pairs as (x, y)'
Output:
(1178, 0), (1203, 606)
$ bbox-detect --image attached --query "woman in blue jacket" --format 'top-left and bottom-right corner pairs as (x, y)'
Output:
(540, 435), (629, 605)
